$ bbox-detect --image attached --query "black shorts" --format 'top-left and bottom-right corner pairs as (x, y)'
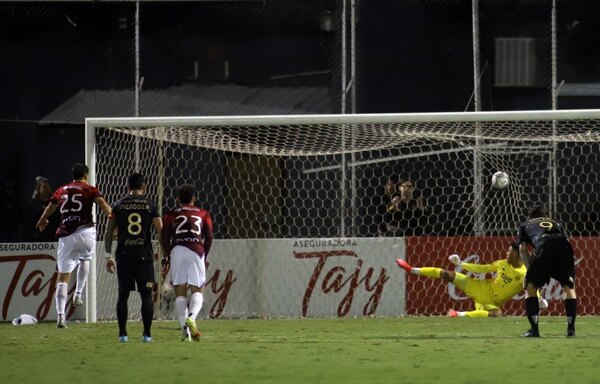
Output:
(117, 257), (155, 293)
(525, 239), (575, 289)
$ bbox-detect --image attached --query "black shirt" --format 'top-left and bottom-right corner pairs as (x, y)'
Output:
(516, 216), (569, 252)
(112, 194), (160, 261)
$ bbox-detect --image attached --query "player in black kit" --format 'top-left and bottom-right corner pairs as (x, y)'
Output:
(104, 173), (163, 343)
(515, 204), (577, 338)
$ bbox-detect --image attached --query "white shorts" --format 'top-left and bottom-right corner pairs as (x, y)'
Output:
(57, 226), (96, 273)
(170, 246), (206, 288)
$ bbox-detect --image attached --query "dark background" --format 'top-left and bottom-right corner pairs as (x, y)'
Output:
(1, 0), (600, 241)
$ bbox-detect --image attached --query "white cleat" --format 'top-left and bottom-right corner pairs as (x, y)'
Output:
(73, 295), (84, 307)
(57, 315), (67, 329)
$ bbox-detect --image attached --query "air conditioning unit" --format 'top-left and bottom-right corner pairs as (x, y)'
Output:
(494, 37), (539, 87)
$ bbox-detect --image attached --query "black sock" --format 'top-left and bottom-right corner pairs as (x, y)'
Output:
(525, 297), (539, 332)
(564, 298), (577, 330)
(117, 290), (130, 337)
(141, 291), (154, 337)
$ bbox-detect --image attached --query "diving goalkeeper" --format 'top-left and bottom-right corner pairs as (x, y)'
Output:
(396, 243), (548, 318)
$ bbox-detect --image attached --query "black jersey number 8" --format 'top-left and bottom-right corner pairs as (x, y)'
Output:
(127, 212), (143, 235)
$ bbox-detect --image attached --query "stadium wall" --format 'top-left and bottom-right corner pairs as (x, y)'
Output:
(1, 236), (596, 321)
(0, 238), (404, 321)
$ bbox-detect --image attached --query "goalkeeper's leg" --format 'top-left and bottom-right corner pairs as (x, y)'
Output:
(446, 278), (497, 318)
(449, 302), (500, 318)
(396, 258), (456, 281)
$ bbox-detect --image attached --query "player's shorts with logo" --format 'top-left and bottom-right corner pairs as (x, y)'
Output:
(117, 256), (155, 292)
(526, 238), (575, 288)
(57, 226), (96, 273)
(170, 245), (206, 287)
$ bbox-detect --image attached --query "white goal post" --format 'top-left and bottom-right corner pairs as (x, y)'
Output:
(85, 109), (600, 321)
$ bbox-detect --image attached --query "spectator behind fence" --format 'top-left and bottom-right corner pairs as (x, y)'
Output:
(23, 176), (60, 242)
(0, 179), (20, 242)
(377, 176), (398, 236)
(383, 176), (399, 210)
(379, 177), (428, 237)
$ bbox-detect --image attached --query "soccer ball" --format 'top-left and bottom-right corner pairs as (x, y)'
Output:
(491, 171), (510, 189)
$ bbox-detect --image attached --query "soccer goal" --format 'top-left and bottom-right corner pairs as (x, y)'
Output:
(86, 109), (600, 321)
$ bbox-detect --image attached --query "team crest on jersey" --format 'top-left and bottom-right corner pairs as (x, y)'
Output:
(146, 282), (154, 288)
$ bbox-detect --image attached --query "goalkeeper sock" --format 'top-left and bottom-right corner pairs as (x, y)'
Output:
(75, 260), (90, 297)
(464, 310), (489, 318)
(413, 267), (441, 278)
(176, 296), (188, 327)
(55, 282), (68, 316)
(188, 292), (204, 320)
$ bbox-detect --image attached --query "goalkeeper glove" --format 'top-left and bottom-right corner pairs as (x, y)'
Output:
(448, 254), (461, 265)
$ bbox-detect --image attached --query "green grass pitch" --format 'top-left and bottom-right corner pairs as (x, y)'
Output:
(2, 316), (599, 384)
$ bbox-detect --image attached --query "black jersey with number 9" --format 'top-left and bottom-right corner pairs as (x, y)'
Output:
(516, 216), (569, 252)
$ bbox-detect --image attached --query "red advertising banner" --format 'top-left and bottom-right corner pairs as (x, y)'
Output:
(405, 236), (600, 315)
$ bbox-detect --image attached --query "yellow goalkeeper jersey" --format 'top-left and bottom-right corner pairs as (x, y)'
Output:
(461, 260), (527, 303)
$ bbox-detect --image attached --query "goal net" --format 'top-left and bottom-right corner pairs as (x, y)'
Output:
(86, 109), (600, 321)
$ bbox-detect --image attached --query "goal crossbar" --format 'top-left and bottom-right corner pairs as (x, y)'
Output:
(85, 109), (600, 321)
(86, 108), (600, 128)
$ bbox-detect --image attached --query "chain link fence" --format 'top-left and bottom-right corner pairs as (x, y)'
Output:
(1, 0), (600, 242)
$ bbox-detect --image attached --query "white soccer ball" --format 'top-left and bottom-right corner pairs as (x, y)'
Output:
(491, 171), (510, 189)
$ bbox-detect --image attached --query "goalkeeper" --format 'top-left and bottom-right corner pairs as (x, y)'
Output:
(396, 243), (547, 318)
